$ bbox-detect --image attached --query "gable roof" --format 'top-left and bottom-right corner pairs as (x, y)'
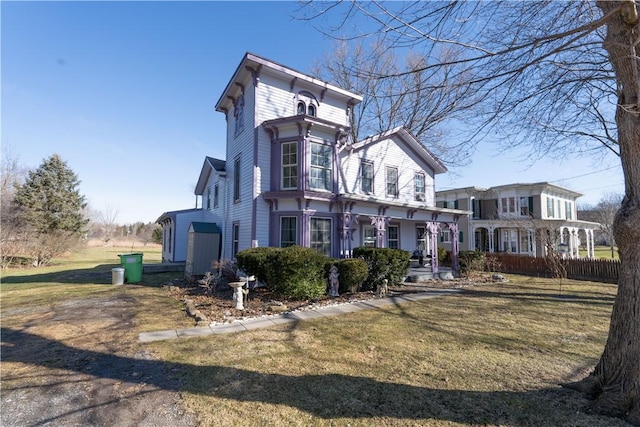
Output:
(215, 52), (363, 114)
(351, 126), (448, 175)
(194, 156), (226, 196)
(188, 222), (222, 233)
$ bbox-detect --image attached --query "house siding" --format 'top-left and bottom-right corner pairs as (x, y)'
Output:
(341, 135), (436, 206)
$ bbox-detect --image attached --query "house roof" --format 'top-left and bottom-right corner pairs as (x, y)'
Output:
(351, 126), (448, 175)
(215, 52), (363, 113)
(437, 182), (583, 199)
(155, 208), (202, 224)
(188, 222), (222, 233)
(194, 156), (226, 196)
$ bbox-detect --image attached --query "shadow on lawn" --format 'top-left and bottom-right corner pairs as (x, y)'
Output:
(1, 327), (626, 426)
(1, 265), (174, 286)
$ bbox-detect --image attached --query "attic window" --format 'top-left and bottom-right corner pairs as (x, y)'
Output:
(295, 91), (318, 117)
(234, 95), (245, 136)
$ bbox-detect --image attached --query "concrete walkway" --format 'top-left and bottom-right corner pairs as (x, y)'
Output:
(139, 288), (461, 343)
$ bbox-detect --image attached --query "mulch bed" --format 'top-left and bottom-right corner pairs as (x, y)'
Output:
(163, 274), (501, 325)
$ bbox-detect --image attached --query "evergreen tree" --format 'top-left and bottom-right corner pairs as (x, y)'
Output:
(14, 154), (88, 236)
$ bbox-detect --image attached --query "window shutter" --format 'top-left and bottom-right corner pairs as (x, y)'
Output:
(528, 197), (534, 216)
(454, 200), (459, 209)
(459, 231), (464, 243)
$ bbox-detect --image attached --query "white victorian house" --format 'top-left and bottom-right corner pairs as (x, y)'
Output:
(158, 52), (469, 272)
(436, 183), (600, 258)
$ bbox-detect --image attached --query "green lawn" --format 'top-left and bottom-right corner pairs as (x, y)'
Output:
(1, 246), (628, 426)
(581, 245), (619, 260)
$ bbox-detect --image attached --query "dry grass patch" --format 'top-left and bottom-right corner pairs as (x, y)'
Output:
(146, 276), (628, 426)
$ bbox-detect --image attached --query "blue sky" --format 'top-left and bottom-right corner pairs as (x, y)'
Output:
(2, 1), (624, 224)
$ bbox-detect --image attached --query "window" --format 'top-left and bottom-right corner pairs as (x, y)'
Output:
(414, 173), (425, 201)
(363, 226), (376, 247)
(307, 104), (316, 116)
(310, 143), (332, 191)
(388, 225), (399, 249)
(214, 184), (219, 208)
(440, 229), (451, 243)
(472, 198), (481, 219)
(509, 197), (515, 213)
(234, 157), (240, 202)
(519, 196), (530, 216)
(386, 166), (398, 197)
(296, 92), (318, 117)
(206, 188), (211, 210)
(557, 199), (562, 218)
(565, 201), (572, 220)
(361, 161), (373, 194)
(502, 197), (516, 213)
(547, 197), (554, 217)
(416, 226), (426, 252)
(310, 217), (332, 256)
(282, 142), (298, 190)
(232, 223), (240, 257)
(297, 102), (306, 115)
(234, 95), (244, 136)
(280, 217), (297, 247)
(501, 197), (508, 213)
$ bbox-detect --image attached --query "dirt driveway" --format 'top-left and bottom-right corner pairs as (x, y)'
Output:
(1, 293), (196, 427)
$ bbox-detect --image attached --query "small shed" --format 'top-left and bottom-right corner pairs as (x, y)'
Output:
(185, 222), (222, 277)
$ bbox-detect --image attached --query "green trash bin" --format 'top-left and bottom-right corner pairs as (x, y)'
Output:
(118, 253), (143, 283)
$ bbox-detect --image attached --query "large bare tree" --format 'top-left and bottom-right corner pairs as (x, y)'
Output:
(298, 1), (639, 423)
(310, 41), (480, 165)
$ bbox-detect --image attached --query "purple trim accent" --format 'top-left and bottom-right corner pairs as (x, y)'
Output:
(340, 212), (358, 257)
(370, 215), (389, 248)
(246, 64), (261, 86)
(302, 211), (311, 247)
(235, 82), (245, 93)
(427, 221), (440, 273)
(449, 222), (460, 272)
(251, 127), (259, 244)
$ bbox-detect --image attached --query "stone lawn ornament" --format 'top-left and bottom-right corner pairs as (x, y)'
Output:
(376, 279), (388, 297)
(328, 264), (339, 297)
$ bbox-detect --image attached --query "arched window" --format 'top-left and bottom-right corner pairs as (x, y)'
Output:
(307, 104), (316, 116)
(294, 91), (319, 117)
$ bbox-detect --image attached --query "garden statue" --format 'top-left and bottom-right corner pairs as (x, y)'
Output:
(328, 265), (339, 297)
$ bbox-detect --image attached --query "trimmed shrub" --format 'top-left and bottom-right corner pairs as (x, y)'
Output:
(336, 258), (369, 293)
(272, 246), (326, 299)
(236, 247), (281, 289)
(458, 250), (486, 277)
(353, 247), (410, 290)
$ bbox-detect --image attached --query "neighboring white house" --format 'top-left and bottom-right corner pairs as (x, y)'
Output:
(435, 183), (600, 258)
(158, 52), (469, 272)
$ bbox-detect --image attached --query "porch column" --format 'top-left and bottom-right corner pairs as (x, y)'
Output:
(341, 213), (357, 258)
(427, 221), (440, 273)
(488, 227), (495, 253)
(370, 215), (388, 248)
(529, 229), (536, 257)
(449, 222), (460, 272)
(589, 230), (595, 258)
(569, 229), (577, 259)
(301, 211), (311, 248)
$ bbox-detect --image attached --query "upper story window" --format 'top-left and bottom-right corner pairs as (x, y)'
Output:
(310, 142), (332, 191)
(361, 161), (373, 194)
(520, 196), (533, 216)
(472, 198), (481, 219)
(414, 173), (426, 202)
(234, 94), (245, 136)
(295, 91), (318, 117)
(233, 157), (241, 202)
(547, 197), (555, 218)
(214, 184), (219, 208)
(501, 197), (516, 214)
(282, 142), (298, 190)
(565, 200), (572, 219)
(206, 188), (211, 210)
(386, 166), (398, 197)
